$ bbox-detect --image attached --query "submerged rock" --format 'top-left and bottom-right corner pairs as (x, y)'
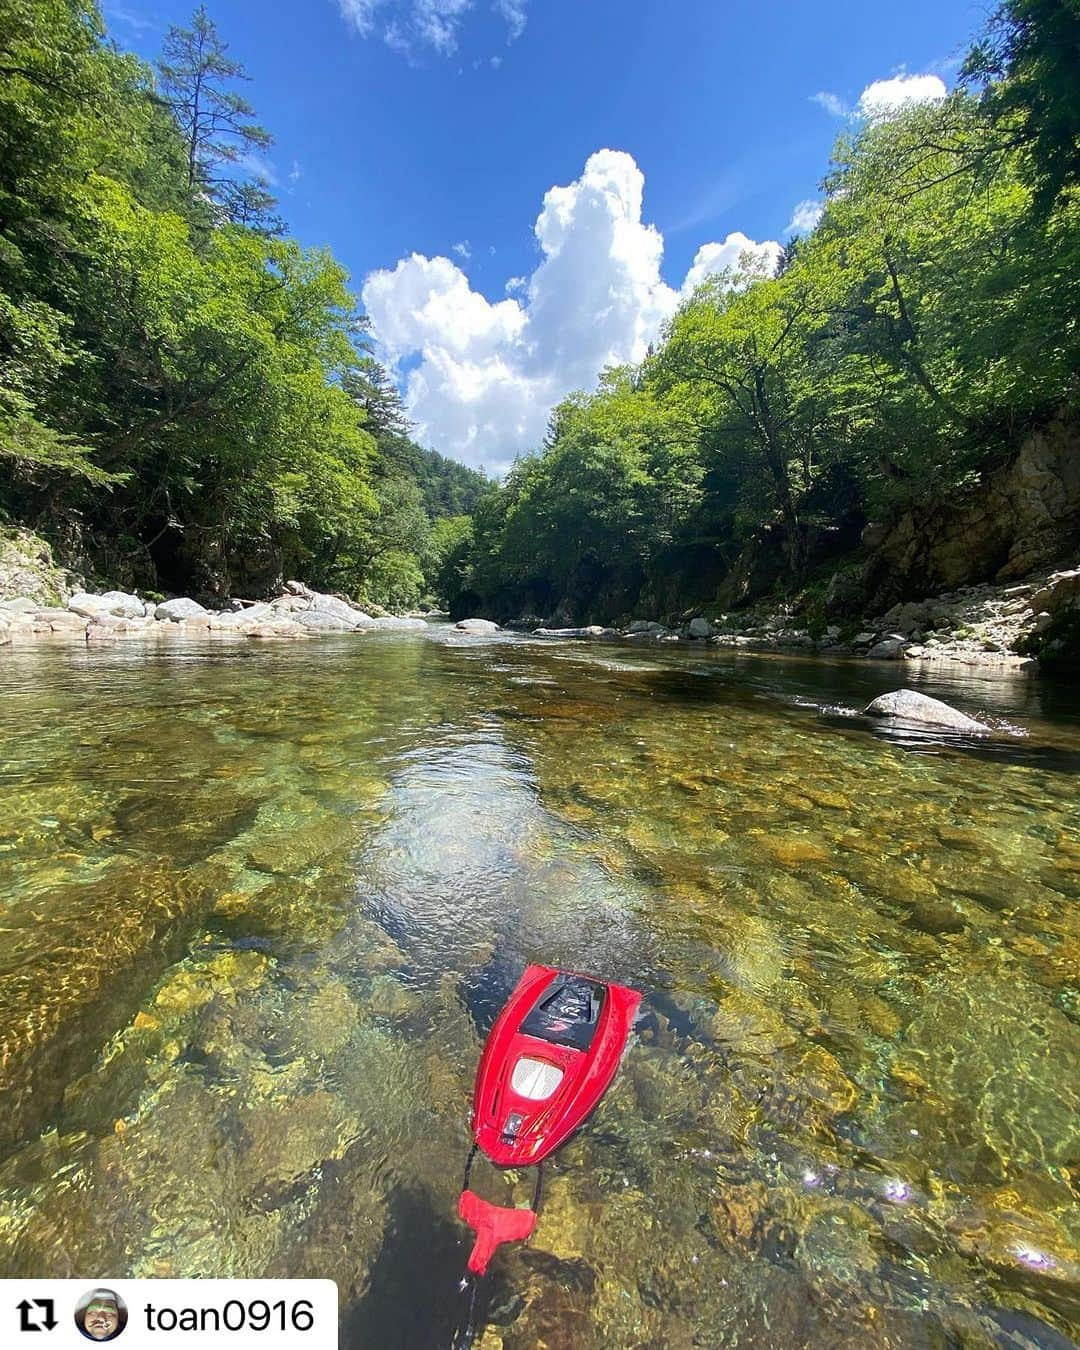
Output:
(533, 625), (619, 640)
(0, 858), (230, 1156)
(864, 689), (989, 733)
(888, 976), (1079, 1178)
(371, 615), (427, 630)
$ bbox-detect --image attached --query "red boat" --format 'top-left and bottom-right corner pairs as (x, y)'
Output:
(456, 965), (641, 1280)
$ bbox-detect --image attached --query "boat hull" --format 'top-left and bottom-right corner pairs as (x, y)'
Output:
(470, 963), (641, 1167)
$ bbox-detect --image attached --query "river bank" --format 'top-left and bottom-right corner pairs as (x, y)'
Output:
(513, 565), (1080, 675)
(2, 514), (1076, 673)
(0, 579), (429, 644)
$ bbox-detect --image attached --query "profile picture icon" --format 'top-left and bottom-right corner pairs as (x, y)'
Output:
(75, 1288), (127, 1341)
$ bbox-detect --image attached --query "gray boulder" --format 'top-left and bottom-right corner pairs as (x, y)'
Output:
(308, 593), (374, 626)
(67, 591), (114, 618)
(98, 590), (145, 618)
(296, 610), (351, 632)
(68, 588), (145, 618)
(688, 617), (712, 638)
(864, 689), (989, 733)
(867, 635), (907, 659)
(279, 580), (374, 626)
(1029, 568), (1080, 616)
(155, 597), (210, 622)
(455, 618), (500, 633)
(210, 604), (273, 630)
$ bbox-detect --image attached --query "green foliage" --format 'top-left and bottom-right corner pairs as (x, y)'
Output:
(455, 3), (1079, 622)
(0, 1), (471, 606)
(157, 4), (275, 227)
(963, 0), (1080, 210)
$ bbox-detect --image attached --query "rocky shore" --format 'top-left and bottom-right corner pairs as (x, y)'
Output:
(502, 567), (1080, 674)
(0, 580), (427, 645)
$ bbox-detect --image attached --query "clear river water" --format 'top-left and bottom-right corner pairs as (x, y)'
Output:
(0, 624), (1077, 1348)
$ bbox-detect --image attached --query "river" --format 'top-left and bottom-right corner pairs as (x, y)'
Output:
(0, 625), (1077, 1347)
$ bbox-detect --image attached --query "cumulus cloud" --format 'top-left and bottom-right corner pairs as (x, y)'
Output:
(786, 199), (824, 235)
(452, 240), (472, 259)
(681, 233), (781, 296)
(362, 150), (780, 474)
(811, 90), (846, 118)
(337, 0), (527, 55)
(856, 72), (947, 119)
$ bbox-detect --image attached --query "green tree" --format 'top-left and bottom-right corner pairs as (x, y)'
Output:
(963, 0), (1080, 209)
(157, 5), (274, 222)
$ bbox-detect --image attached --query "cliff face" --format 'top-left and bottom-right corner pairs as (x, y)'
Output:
(0, 526), (80, 607)
(860, 416), (1080, 609)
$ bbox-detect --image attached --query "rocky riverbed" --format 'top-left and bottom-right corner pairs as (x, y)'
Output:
(0, 580), (428, 645)
(514, 566), (1080, 674)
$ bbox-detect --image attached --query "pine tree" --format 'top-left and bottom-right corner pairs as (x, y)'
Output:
(157, 6), (275, 222)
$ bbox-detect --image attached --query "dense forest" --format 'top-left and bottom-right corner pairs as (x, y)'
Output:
(0, 0), (484, 608)
(1, 1), (1076, 619)
(448, 0), (1080, 624)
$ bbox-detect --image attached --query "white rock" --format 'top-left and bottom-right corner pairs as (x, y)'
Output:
(296, 610), (350, 632)
(97, 590), (145, 618)
(865, 689), (990, 733)
(155, 597), (210, 622)
(67, 591), (114, 617)
(210, 604), (272, 630)
(455, 618), (500, 633)
(0, 596), (38, 614)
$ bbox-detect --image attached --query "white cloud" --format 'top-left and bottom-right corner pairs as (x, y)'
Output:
(811, 90), (846, 117)
(235, 151), (278, 186)
(490, 54), (503, 69)
(362, 150), (780, 474)
(786, 199), (823, 235)
(681, 233), (781, 296)
(337, 0), (527, 55)
(104, 3), (156, 35)
(492, 0), (527, 41)
(452, 240), (472, 259)
(856, 73), (946, 119)
(338, 0), (383, 37)
(288, 159), (302, 183)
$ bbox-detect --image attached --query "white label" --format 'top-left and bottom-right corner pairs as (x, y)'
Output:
(0, 1280), (337, 1347)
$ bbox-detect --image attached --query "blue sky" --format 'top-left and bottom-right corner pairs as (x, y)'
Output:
(105, 0), (985, 471)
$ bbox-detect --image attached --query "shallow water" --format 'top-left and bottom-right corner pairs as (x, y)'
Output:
(0, 627), (1077, 1348)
